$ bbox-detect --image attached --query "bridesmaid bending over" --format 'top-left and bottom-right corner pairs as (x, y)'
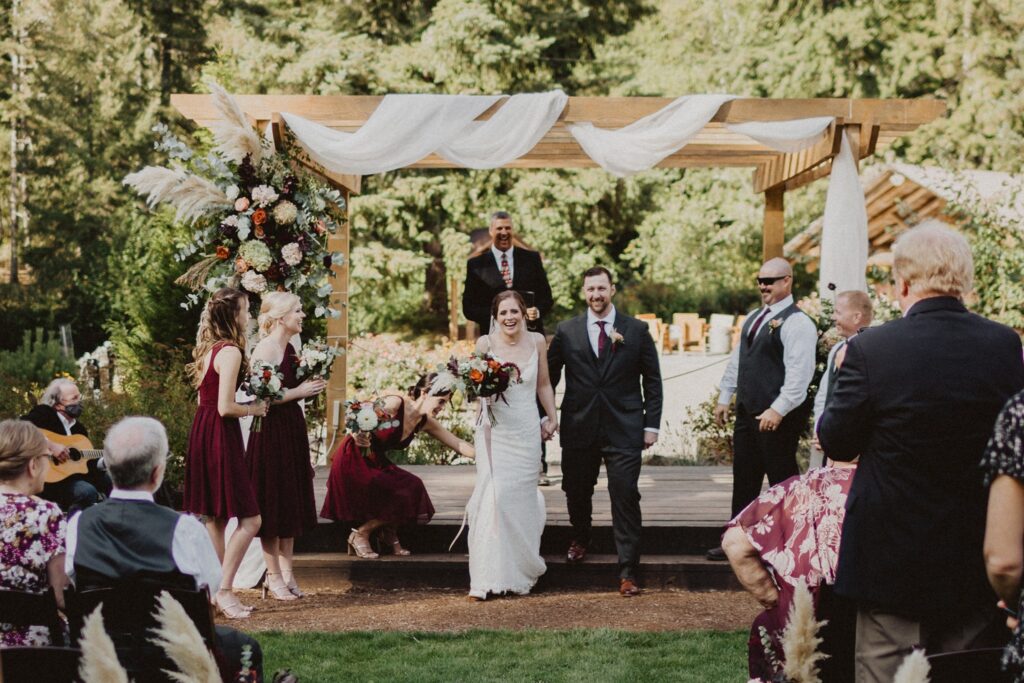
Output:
(183, 287), (267, 619)
(247, 292), (325, 600)
(321, 374), (475, 558)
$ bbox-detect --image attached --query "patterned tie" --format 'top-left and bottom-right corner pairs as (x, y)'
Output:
(500, 252), (512, 289)
(596, 320), (609, 358)
(747, 307), (771, 345)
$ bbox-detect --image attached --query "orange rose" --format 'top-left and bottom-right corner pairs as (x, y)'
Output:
(215, 245), (230, 260)
(252, 208), (267, 225)
(254, 225), (265, 239)
(469, 369), (484, 383)
(234, 258), (248, 273)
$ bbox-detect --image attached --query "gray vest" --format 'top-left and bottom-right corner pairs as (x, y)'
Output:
(736, 302), (810, 414)
(74, 498), (193, 591)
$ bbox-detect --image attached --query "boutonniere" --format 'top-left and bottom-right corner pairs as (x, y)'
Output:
(767, 319), (782, 334)
(610, 327), (625, 348)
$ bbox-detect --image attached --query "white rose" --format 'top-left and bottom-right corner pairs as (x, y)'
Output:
(225, 184), (240, 201)
(281, 242), (303, 266)
(268, 376), (282, 392)
(356, 409), (378, 431)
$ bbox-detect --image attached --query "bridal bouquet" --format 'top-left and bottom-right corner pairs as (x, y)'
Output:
(244, 361), (285, 431)
(433, 353), (522, 425)
(344, 398), (400, 457)
(296, 338), (344, 380)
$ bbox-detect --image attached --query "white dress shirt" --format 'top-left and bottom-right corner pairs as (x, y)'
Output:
(65, 489), (223, 592)
(812, 336), (852, 428)
(491, 245), (514, 282)
(57, 411), (75, 435)
(717, 294), (818, 417)
(584, 306), (658, 434)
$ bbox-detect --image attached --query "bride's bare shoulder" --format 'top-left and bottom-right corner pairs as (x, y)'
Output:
(531, 332), (546, 349)
(475, 335), (490, 353)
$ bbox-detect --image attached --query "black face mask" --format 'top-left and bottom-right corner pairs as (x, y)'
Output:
(62, 403), (83, 419)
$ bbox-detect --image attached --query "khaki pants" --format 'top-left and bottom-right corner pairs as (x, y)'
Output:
(854, 603), (1003, 683)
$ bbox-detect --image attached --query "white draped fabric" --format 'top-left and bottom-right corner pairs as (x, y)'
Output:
(818, 131), (869, 296)
(725, 117), (833, 153)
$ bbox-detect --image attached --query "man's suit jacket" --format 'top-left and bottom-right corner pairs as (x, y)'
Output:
(462, 248), (553, 333)
(820, 297), (1024, 618)
(22, 404), (89, 437)
(548, 312), (663, 451)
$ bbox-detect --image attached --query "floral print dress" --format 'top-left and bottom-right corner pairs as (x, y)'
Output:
(981, 390), (1024, 683)
(0, 492), (67, 646)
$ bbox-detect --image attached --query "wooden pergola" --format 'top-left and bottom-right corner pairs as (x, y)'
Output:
(171, 94), (946, 434)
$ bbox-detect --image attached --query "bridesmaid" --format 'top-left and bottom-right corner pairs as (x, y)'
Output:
(321, 374), (475, 558)
(183, 287), (267, 619)
(246, 292), (325, 601)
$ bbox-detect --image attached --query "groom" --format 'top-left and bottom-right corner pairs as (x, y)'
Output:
(548, 266), (663, 596)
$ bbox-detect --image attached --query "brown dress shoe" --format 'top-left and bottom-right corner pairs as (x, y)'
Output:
(619, 578), (641, 597)
(566, 541), (587, 563)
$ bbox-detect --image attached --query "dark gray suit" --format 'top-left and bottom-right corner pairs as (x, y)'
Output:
(548, 310), (663, 578)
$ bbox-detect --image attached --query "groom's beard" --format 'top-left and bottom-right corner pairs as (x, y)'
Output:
(588, 299), (610, 315)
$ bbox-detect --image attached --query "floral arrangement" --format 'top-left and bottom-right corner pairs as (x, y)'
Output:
(344, 398), (400, 457)
(244, 361), (285, 431)
(434, 352), (522, 404)
(296, 337), (345, 381)
(123, 82), (346, 318)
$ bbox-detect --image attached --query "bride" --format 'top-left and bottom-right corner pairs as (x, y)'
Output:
(467, 290), (559, 600)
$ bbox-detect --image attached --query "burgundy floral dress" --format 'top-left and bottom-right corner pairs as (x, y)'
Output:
(0, 493), (66, 646)
(320, 397), (435, 525)
(726, 465), (857, 681)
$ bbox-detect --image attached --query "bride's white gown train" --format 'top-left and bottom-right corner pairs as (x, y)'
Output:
(468, 348), (546, 598)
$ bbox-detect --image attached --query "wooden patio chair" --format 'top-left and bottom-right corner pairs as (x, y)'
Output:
(0, 587), (66, 646)
(636, 314), (663, 352)
(0, 646), (81, 683)
(926, 647), (1009, 683)
(732, 314), (747, 349)
(672, 313), (707, 352)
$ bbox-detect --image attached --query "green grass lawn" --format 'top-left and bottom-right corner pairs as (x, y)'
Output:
(258, 629), (749, 682)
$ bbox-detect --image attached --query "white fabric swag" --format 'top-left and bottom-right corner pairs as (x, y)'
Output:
(280, 91), (867, 295)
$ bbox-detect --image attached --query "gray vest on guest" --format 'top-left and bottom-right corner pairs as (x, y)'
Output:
(74, 498), (194, 591)
(736, 302), (811, 415)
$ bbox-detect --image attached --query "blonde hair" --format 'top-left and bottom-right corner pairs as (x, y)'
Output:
(187, 288), (249, 388)
(257, 291), (301, 338)
(892, 221), (974, 297)
(836, 290), (873, 323)
(0, 419), (49, 481)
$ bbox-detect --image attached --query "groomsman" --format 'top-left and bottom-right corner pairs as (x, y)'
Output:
(819, 223), (1024, 682)
(809, 290), (872, 467)
(708, 257), (817, 561)
(462, 211), (554, 334)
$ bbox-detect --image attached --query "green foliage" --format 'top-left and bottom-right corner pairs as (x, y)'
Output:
(0, 329), (76, 385)
(682, 390), (735, 466)
(258, 629), (749, 683)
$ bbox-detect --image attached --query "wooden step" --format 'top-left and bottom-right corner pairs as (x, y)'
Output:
(292, 552), (741, 592)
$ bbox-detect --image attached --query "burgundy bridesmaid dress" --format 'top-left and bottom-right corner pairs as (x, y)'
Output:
(245, 344), (317, 539)
(183, 342), (260, 519)
(320, 396), (435, 525)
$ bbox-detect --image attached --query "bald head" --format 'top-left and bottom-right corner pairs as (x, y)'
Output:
(757, 258), (794, 305)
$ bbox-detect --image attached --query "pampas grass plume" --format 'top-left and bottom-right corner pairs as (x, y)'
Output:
(124, 167), (231, 224)
(208, 80), (263, 164)
(78, 607), (129, 683)
(781, 579), (828, 683)
(893, 649), (931, 683)
(150, 590), (222, 683)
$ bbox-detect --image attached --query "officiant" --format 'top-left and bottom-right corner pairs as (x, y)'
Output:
(462, 211), (553, 335)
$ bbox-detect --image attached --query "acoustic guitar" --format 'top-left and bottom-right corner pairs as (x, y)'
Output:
(38, 429), (104, 484)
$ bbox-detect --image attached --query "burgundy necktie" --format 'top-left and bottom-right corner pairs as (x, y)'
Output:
(500, 252), (512, 289)
(747, 307), (771, 344)
(596, 320), (609, 358)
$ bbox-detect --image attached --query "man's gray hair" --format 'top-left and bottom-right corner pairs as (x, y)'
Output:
(892, 220), (974, 297)
(490, 210), (511, 222)
(103, 416), (168, 489)
(40, 378), (77, 407)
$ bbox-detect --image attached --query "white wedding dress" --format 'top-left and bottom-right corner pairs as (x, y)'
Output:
(467, 347), (547, 598)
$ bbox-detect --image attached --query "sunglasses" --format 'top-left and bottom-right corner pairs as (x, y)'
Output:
(756, 275), (789, 286)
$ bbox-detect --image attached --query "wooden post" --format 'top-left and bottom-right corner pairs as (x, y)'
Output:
(763, 186), (785, 261)
(449, 276), (460, 340)
(325, 190), (350, 455)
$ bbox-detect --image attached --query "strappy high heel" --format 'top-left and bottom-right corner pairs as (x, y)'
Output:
(381, 528), (411, 556)
(347, 529), (379, 559)
(215, 590), (252, 619)
(262, 572), (298, 601)
(282, 570), (305, 598)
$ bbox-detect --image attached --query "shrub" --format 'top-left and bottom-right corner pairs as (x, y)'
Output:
(0, 329), (77, 384)
(680, 389), (734, 465)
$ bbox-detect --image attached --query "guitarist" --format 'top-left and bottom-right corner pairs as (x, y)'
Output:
(21, 378), (111, 512)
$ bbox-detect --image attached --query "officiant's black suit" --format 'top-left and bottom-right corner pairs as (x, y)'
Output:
(820, 297), (1024, 622)
(462, 247), (553, 333)
(548, 312), (663, 579)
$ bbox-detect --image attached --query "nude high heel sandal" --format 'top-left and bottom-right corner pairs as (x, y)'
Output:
(347, 529), (379, 559)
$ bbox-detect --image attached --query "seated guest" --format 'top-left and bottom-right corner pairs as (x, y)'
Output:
(0, 420), (69, 646)
(21, 378), (111, 512)
(64, 416), (263, 682)
(722, 462), (857, 682)
(982, 389), (1024, 682)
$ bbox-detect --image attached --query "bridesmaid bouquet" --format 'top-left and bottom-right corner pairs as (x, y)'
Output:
(244, 361), (285, 431)
(434, 353), (522, 425)
(296, 338), (344, 380)
(344, 398), (400, 457)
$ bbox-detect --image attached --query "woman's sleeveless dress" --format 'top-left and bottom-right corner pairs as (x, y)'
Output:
(245, 344), (317, 538)
(183, 343), (260, 519)
(467, 348), (547, 598)
(320, 396), (435, 524)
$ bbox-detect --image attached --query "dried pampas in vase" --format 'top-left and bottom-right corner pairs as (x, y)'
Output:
(781, 579), (828, 683)
(149, 590), (222, 683)
(78, 607), (129, 683)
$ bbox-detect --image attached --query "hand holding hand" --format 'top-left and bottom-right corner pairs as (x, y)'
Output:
(299, 378), (327, 398)
(643, 431), (658, 449)
(541, 419), (558, 441)
(526, 307), (540, 321)
(713, 403), (731, 427)
(756, 408), (783, 432)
